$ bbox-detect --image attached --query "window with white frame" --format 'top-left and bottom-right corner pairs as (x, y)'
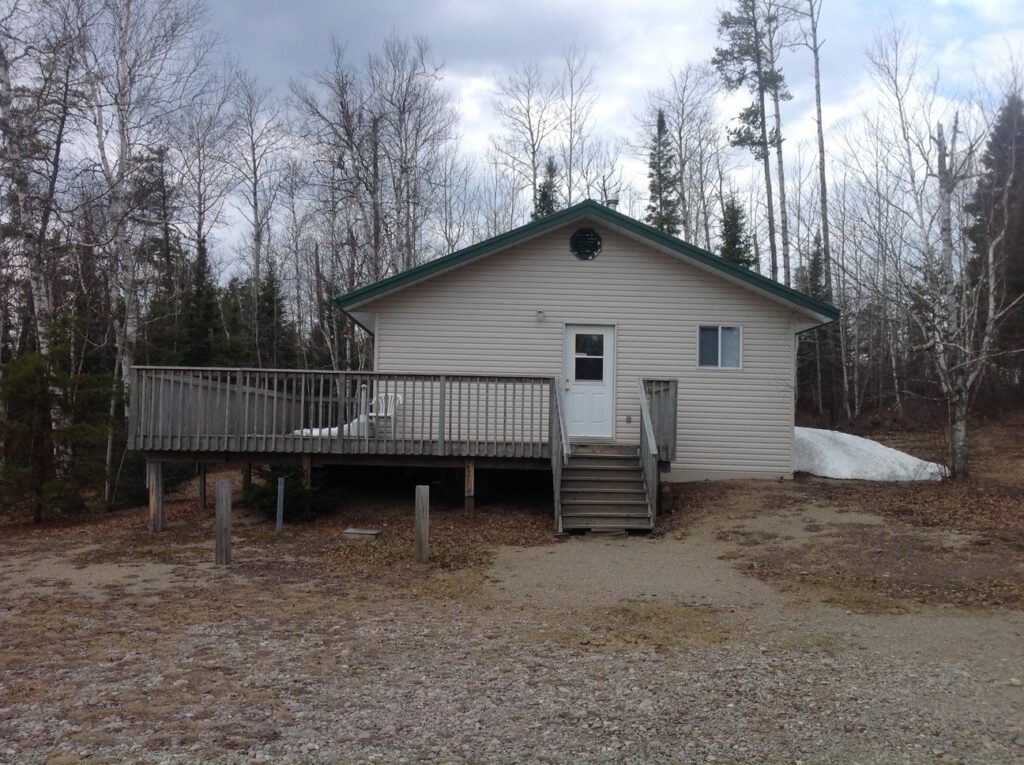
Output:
(698, 325), (741, 368)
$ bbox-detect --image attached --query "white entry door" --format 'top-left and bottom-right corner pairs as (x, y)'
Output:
(563, 324), (615, 439)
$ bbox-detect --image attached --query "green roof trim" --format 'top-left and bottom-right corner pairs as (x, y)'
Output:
(333, 199), (839, 322)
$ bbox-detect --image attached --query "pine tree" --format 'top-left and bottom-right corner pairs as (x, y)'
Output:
(532, 156), (560, 219)
(713, 0), (789, 282)
(645, 110), (682, 234)
(966, 93), (1024, 386)
(719, 197), (756, 269)
(795, 233), (828, 417)
(180, 240), (224, 365)
(255, 262), (298, 368)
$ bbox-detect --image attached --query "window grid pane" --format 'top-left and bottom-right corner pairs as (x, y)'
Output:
(575, 357), (603, 381)
(698, 326), (719, 367)
(720, 327), (740, 368)
(575, 333), (604, 357)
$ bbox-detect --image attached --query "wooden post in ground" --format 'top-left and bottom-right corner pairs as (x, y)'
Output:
(276, 477), (285, 534)
(241, 463), (252, 494)
(414, 485), (429, 562)
(301, 455), (312, 489)
(197, 463), (206, 509)
(464, 459), (475, 513)
(215, 479), (232, 565)
(147, 461), (164, 532)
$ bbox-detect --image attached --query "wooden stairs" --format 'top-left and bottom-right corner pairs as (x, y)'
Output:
(559, 444), (654, 532)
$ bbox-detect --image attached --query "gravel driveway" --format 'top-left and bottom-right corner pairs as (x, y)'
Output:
(1, 478), (1022, 764)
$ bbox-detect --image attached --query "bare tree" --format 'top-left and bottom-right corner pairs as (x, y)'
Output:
(763, 0), (798, 286)
(0, 0), (82, 356)
(491, 60), (558, 212)
(578, 137), (626, 207)
(644, 63), (725, 248)
(233, 70), (287, 365)
(796, 0), (833, 295)
(173, 63), (238, 263)
(434, 146), (476, 253)
(368, 35), (458, 270)
(557, 40), (596, 205)
(78, 0), (212, 383)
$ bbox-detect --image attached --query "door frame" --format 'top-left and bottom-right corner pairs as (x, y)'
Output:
(562, 321), (617, 441)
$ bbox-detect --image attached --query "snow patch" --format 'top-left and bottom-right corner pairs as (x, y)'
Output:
(794, 427), (947, 481)
(293, 414), (369, 438)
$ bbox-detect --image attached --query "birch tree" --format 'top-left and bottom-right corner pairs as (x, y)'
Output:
(491, 60), (558, 210)
(78, 0), (211, 383)
(233, 70), (286, 366)
(557, 40), (595, 205)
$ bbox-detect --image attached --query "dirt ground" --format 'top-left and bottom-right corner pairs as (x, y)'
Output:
(1, 422), (1023, 763)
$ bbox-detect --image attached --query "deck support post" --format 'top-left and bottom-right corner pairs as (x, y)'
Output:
(276, 477), (285, 534)
(414, 485), (429, 561)
(241, 463), (252, 494)
(215, 479), (232, 565)
(147, 461), (164, 532)
(197, 463), (206, 509)
(301, 455), (312, 489)
(464, 459), (475, 513)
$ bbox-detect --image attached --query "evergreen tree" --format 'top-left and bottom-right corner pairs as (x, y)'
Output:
(180, 240), (224, 365)
(645, 110), (682, 234)
(795, 233), (829, 418)
(532, 156), (560, 219)
(713, 0), (789, 281)
(132, 147), (188, 365)
(966, 93), (1024, 386)
(719, 197), (756, 269)
(255, 262), (298, 368)
(220, 277), (255, 364)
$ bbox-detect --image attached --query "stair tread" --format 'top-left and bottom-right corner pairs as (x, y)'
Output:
(562, 507), (651, 514)
(562, 476), (644, 482)
(565, 491), (643, 497)
(564, 463), (639, 471)
(562, 515), (651, 520)
(562, 498), (649, 506)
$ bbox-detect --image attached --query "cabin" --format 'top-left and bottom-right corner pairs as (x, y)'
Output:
(129, 200), (838, 532)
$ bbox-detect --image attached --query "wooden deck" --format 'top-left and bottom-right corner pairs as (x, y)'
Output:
(129, 366), (678, 532)
(129, 367), (555, 460)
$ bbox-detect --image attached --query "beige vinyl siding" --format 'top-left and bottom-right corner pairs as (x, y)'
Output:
(365, 223), (805, 480)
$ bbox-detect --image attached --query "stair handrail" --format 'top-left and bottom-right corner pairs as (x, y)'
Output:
(637, 378), (660, 526)
(552, 376), (571, 465)
(549, 377), (572, 533)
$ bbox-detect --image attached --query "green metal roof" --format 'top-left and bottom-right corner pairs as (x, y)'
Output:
(333, 199), (839, 322)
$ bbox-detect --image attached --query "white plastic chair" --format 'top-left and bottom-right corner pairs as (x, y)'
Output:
(369, 391), (403, 438)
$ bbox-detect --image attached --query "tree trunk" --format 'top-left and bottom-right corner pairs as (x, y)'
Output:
(948, 392), (969, 478)
(103, 358), (120, 510)
(753, 61), (779, 280)
(771, 89), (791, 287)
(808, 0), (833, 299)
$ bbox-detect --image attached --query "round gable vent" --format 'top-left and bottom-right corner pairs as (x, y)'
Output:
(570, 228), (602, 261)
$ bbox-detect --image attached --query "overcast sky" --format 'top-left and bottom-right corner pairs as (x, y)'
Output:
(206, 0), (1024, 215)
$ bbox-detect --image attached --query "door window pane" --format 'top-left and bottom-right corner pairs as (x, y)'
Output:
(720, 327), (741, 368)
(698, 326), (719, 367)
(575, 333), (604, 356)
(575, 357), (603, 381)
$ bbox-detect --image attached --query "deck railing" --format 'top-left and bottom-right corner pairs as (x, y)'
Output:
(643, 378), (678, 462)
(129, 366), (554, 459)
(548, 376), (571, 532)
(637, 378), (661, 526)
